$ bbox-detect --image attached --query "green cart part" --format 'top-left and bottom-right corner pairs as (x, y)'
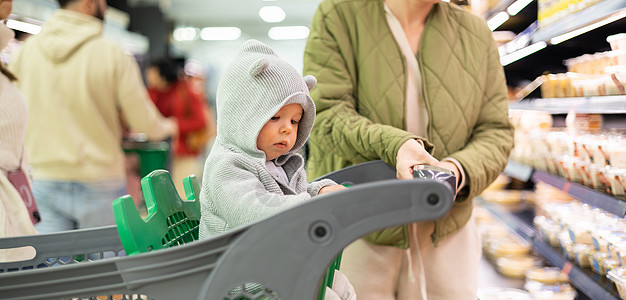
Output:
(112, 170), (201, 256)
(123, 141), (170, 177)
(113, 168), (341, 299)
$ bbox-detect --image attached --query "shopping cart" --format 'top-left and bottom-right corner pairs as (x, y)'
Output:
(0, 160), (454, 300)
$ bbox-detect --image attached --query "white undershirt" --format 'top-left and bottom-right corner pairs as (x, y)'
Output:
(384, 3), (428, 139)
(384, 3), (467, 192)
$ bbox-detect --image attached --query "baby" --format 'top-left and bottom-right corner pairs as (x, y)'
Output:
(198, 39), (353, 300)
(198, 39), (345, 238)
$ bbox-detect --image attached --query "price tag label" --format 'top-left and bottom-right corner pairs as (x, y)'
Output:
(562, 261), (573, 276)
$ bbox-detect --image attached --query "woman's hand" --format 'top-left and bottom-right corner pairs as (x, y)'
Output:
(318, 184), (348, 195)
(396, 139), (439, 180)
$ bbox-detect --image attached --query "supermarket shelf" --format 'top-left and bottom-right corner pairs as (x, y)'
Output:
(477, 197), (535, 241)
(478, 199), (620, 299)
(531, 0), (626, 44)
(503, 160), (534, 182)
(508, 96), (626, 114)
(532, 170), (626, 217)
(532, 239), (619, 300)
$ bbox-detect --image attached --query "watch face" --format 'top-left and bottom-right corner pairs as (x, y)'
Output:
(413, 164), (457, 193)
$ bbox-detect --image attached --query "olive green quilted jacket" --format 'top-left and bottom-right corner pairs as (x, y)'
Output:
(303, 0), (514, 246)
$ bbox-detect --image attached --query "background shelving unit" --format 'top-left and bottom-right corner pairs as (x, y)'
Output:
(480, 1), (626, 299)
(478, 197), (621, 299)
(492, 0), (626, 87)
(503, 160), (626, 217)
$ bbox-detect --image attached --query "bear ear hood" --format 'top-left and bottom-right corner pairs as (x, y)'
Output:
(215, 39), (317, 161)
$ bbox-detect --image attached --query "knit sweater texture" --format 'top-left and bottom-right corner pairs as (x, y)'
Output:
(198, 40), (334, 239)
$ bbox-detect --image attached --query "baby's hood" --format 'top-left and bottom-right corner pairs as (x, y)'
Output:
(215, 39), (316, 161)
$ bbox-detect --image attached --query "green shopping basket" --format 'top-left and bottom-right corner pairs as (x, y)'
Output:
(112, 169), (341, 299)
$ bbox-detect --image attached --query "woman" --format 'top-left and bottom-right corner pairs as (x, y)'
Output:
(303, 0), (514, 299)
(0, 0), (38, 260)
(145, 58), (211, 197)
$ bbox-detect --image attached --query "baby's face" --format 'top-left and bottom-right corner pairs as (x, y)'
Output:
(257, 103), (303, 161)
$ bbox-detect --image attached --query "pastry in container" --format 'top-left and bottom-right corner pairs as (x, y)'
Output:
(477, 287), (532, 300)
(607, 33), (626, 51)
(607, 268), (626, 300)
(496, 255), (542, 278)
(590, 252), (609, 275)
(524, 280), (576, 300)
(573, 243), (593, 267)
(526, 267), (569, 284)
(568, 222), (594, 245)
(489, 236), (531, 258)
(604, 168), (626, 200)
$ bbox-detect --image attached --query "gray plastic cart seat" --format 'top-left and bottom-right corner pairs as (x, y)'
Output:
(0, 160), (453, 300)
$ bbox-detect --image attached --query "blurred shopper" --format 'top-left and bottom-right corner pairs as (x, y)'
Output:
(9, 0), (177, 233)
(0, 0), (38, 250)
(303, 0), (514, 299)
(145, 58), (213, 197)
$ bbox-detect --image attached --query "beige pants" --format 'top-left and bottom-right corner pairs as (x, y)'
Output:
(340, 219), (481, 300)
(172, 155), (202, 199)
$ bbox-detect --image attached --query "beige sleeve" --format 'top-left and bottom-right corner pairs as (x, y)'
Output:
(115, 53), (174, 141)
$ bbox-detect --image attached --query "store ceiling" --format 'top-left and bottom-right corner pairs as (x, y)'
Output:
(129, 0), (323, 38)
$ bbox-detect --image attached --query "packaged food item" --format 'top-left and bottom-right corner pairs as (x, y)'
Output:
(477, 287), (532, 300)
(568, 222), (594, 245)
(607, 268), (626, 300)
(534, 216), (561, 247)
(592, 232), (610, 253)
(607, 33), (626, 51)
(604, 168), (626, 199)
(489, 237), (531, 257)
(572, 243), (593, 267)
(497, 255), (542, 278)
(524, 280), (577, 300)
(591, 252), (605, 274)
(566, 112), (603, 133)
(526, 267), (569, 283)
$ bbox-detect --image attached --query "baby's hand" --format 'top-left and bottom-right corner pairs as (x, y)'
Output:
(318, 184), (348, 195)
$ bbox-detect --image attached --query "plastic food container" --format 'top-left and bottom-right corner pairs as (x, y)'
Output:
(592, 233), (610, 253)
(526, 267), (569, 284)
(489, 238), (531, 258)
(604, 168), (626, 200)
(496, 255), (542, 278)
(477, 287), (532, 300)
(607, 33), (626, 51)
(607, 268), (626, 300)
(524, 280), (577, 300)
(591, 252), (609, 274)
(573, 244), (593, 267)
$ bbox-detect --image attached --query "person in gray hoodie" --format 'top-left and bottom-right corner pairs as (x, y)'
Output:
(198, 39), (354, 300)
(199, 39), (345, 239)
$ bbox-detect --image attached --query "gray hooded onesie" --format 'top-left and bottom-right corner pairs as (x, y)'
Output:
(198, 40), (335, 239)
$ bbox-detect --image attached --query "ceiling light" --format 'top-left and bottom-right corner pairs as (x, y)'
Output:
(507, 0), (534, 16)
(549, 9), (626, 45)
(6, 20), (42, 35)
(500, 41), (547, 66)
(268, 26), (310, 40)
(487, 11), (509, 31)
(200, 27), (242, 41)
(173, 27), (198, 41)
(259, 6), (286, 23)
